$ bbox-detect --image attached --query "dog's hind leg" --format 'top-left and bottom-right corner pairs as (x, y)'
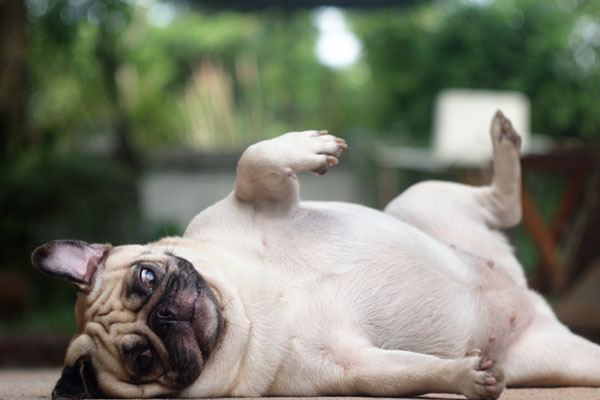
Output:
(479, 110), (523, 229)
(385, 110), (522, 230)
(344, 347), (505, 400)
(275, 331), (505, 400)
(503, 294), (600, 387)
(384, 111), (526, 285)
(234, 130), (346, 214)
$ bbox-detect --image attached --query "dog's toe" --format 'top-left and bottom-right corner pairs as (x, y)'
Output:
(459, 354), (505, 400)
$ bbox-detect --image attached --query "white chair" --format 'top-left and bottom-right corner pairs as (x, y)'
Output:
(376, 88), (546, 171)
(432, 88), (531, 166)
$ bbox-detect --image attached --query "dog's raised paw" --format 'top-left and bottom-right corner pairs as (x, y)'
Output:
(312, 130), (347, 175)
(282, 130), (347, 175)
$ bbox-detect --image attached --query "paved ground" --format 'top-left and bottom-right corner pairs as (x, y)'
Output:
(1, 368), (600, 400)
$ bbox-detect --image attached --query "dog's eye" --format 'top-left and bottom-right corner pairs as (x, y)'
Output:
(140, 268), (156, 289)
(136, 349), (153, 375)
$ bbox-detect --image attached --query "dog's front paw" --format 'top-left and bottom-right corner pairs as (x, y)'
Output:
(281, 130), (347, 175)
(458, 351), (505, 400)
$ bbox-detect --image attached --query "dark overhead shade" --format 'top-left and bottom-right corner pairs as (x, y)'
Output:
(187, 0), (420, 11)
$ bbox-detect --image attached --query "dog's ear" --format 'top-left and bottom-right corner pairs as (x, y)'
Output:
(31, 240), (111, 292)
(53, 357), (100, 400)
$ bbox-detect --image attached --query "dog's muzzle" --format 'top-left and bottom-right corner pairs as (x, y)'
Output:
(148, 256), (223, 388)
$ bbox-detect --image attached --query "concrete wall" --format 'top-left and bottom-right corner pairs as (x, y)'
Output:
(141, 165), (367, 230)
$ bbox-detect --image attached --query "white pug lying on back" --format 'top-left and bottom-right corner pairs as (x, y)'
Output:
(33, 112), (600, 400)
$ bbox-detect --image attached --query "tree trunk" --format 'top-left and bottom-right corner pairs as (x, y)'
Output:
(568, 166), (600, 284)
(0, 0), (28, 155)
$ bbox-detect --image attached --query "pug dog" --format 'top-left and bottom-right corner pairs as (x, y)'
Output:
(32, 111), (600, 400)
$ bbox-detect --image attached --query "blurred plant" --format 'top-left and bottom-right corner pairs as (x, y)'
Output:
(128, 8), (341, 150)
(7, 0), (600, 155)
(23, 0), (136, 161)
(182, 58), (267, 149)
(2, 0), (600, 332)
(20, 2), (362, 152)
(0, 150), (140, 319)
(351, 0), (600, 144)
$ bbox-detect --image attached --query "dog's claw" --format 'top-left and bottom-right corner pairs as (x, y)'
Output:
(466, 349), (482, 357)
(491, 110), (521, 148)
(326, 156), (339, 166)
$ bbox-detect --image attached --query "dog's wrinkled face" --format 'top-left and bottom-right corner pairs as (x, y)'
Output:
(32, 240), (224, 398)
(116, 253), (223, 390)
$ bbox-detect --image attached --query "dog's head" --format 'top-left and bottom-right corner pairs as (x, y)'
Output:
(31, 239), (225, 398)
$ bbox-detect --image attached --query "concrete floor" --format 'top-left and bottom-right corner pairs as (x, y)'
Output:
(1, 368), (600, 400)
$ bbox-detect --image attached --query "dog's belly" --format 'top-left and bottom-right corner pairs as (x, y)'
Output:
(261, 201), (533, 360)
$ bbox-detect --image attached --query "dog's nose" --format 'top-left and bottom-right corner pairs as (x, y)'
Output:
(150, 304), (178, 332)
(156, 306), (176, 321)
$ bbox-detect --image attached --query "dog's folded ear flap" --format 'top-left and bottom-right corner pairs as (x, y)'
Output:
(53, 358), (100, 400)
(31, 240), (111, 292)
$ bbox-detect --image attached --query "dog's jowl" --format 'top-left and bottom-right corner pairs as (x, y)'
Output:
(33, 113), (600, 399)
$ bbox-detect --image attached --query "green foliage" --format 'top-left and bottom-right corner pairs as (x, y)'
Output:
(127, 9), (343, 148)
(1, 151), (139, 245)
(351, 0), (600, 143)
(0, 151), (140, 313)
(23, 2), (388, 153)
(23, 0), (600, 153)
(27, 0), (132, 146)
(9, 304), (76, 335)
(9, 0), (600, 334)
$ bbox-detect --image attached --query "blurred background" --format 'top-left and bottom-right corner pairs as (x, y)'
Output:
(1, 0), (599, 365)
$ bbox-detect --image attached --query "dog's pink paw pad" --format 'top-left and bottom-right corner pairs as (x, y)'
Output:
(460, 354), (505, 400)
(480, 357), (494, 370)
(491, 110), (521, 148)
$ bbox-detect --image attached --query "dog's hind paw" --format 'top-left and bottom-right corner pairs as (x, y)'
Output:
(458, 352), (505, 400)
(491, 110), (521, 149)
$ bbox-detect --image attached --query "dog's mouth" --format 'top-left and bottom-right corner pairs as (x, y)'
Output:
(192, 291), (221, 357)
(150, 291), (219, 355)
(145, 257), (223, 388)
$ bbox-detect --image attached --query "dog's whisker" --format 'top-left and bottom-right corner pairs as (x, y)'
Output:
(219, 290), (242, 312)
